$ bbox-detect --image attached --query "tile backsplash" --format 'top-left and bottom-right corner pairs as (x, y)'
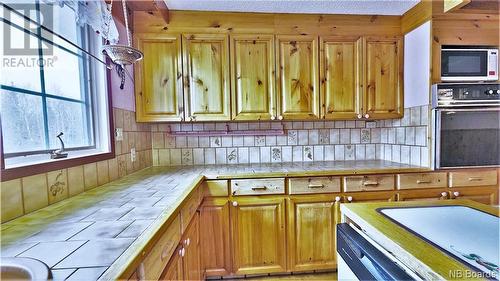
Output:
(1, 105), (430, 223)
(151, 105), (430, 167)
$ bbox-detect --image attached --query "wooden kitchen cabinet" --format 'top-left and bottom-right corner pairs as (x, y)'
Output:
(344, 191), (396, 203)
(449, 187), (499, 205)
(230, 197), (287, 275)
(182, 212), (202, 281)
(231, 34), (277, 121)
(182, 34), (231, 121)
(134, 34), (184, 122)
(160, 245), (184, 281)
(319, 36), (362, 120)
(363, 37), (403, 119)
(277, 35), (320, 120)
(199, 197), (232, 276)
(397, 189), (449, 202)
(287, 195), (339, 272)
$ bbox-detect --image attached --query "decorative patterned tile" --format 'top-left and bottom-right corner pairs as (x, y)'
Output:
(271, 147), (282, 163)
(303, 146), (313, 161)
(227, 149), (238, 164)
(47, 169), (68, 205)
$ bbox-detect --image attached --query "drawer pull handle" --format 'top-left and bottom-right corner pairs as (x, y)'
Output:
(417, 180), (432, 184)
(468, 177), (483, 181)
(308, 184), (325, 189)
(363, 181), (379, 186)
(251, 186), (268, 191)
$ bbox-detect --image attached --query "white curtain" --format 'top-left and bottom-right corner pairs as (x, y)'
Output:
(42, 0), (119, 43)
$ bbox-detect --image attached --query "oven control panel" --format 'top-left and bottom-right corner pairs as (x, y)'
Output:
(432, 83), (500, 108)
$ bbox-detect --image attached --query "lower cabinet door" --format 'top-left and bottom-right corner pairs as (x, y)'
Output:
(183, 213), (202, 281)
(450, 187), (499, 205)
(230, 197), (286, 275)
(199, 198), (232, 276)
(160, 245), (184, 281)
(287, 195), (339, 272)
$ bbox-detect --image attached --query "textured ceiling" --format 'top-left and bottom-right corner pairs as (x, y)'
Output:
(164, 0), (421, 16)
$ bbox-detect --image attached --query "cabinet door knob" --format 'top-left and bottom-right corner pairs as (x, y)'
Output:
(347, 196), (353, 202)
(440, 192), (448, 198)
(278, 115), (283, 120)
(335, 196), (341, 202)
(357, 114), (362, 119)
(178, 248), (183, 257)
(364, 114), (370, 119)
(181, 248), (185, 257)
(271, 115), (276, 120)
(453, 191), (460, 197)
(232, 201), (238, 207)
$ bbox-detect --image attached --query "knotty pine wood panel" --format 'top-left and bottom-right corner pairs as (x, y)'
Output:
(277, 35), (320, 120)
(133, 11), (402, 36)
(182, 34), (231, 121)
(320, 36), (361, 120)
(364, 36), (404, 119)
(230, 34), (276, 120)
(134, 33), (184, 122)
(287, 195), (338, 272)
(200, 198), (232, 277)
(230, 197), (287, 275)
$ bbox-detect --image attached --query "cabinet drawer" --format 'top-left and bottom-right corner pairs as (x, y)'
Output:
(181, 188), (201, 232)
(449, 170), (498, 187)
(397, 173), (447, 190)
(203, 180), (229, 197)
(231, 178), (285, 196)
(344, 175), (395, 192)
(288, 177), (341, 194)
(141, 215), (181, 280)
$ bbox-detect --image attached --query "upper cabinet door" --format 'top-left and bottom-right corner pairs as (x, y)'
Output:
(364, 37), (403, 119)
(320, 37), (362, 120)
(231, 35), (276, 121)
(182, 34), (231, 121)
(277, 35), (320, 120)
(135, 34), (184, 122)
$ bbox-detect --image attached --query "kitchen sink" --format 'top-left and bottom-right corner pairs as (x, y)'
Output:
(0, 257), (51, 281)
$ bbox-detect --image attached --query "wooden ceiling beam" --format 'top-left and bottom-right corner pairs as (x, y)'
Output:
(153, 0), (170, 24)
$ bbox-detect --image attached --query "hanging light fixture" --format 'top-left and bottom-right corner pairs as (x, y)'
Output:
(102, 0), (143, 66)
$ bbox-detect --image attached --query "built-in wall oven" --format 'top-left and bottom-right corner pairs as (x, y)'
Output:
(432, 83), (500, 169)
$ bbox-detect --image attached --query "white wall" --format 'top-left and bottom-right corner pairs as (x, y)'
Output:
(404, 21), (431, 108)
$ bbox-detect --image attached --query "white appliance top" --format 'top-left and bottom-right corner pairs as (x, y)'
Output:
(380, 206), (499, 279)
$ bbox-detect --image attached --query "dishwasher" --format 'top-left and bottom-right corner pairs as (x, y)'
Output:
(337, 223), (419, 281)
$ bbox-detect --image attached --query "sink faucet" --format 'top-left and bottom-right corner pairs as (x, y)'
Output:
(51, 132), (68, 159)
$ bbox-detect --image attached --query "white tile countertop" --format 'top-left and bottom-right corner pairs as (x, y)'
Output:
(0, 160), (426, 280)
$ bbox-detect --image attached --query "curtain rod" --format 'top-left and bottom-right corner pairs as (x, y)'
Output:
(0, 2), (112, 69)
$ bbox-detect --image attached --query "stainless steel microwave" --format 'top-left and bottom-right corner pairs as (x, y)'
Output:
(441, 48), (498, 82)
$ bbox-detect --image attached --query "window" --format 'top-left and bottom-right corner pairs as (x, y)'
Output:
(0, 1), (112, 170)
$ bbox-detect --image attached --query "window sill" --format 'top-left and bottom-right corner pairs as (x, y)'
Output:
(1, 149), (115, 182)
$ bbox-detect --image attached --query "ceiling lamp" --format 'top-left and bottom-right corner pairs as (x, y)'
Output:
(102, 0), (143, 66)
